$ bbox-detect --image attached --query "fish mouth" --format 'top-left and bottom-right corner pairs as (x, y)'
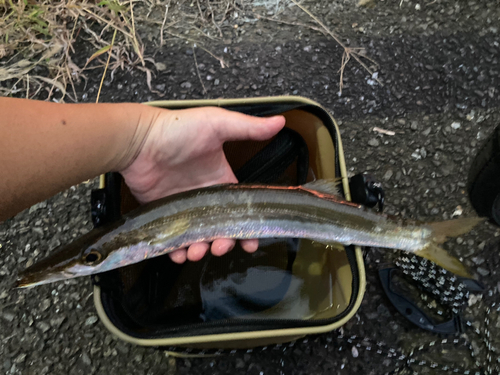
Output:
(15, 226), (111, 288)
(15, 269), (79, 289)
(16, 256), (79, 289)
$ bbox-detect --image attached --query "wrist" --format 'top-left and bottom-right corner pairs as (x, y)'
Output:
(112, 103), (164, 172)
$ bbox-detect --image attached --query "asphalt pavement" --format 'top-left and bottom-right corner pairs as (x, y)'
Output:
(1, 0), (500, 374)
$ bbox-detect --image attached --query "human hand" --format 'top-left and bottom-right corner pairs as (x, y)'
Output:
(119, 106), (286, 263)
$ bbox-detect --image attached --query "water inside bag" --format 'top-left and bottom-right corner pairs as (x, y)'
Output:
(112, 238), (352, 329)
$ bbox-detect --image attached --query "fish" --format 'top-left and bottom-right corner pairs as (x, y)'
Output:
(16, 179), (483, 288)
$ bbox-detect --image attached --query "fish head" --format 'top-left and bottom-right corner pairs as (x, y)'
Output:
(16, 226), (118, 288)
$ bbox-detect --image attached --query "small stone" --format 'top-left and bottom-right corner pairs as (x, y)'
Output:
(366, 312), (378, 319)
(180, 82), (192, 89)
(41, 299), (51, 311)
(36, 321), (51, 333)
(155, 62), (167, 71)
(471, 257), (485, 265)
(81, 353), (91, 366)
(303, 45), (312, 52)
(155, 84), (166, 91)
(85, 316), (98, 326)
(411, 150), (421, 160)
(29, 202), (47, 214)
(235, 358), (245, 368)
(1, 311), (15, 322)
(50, 316), (66, 328)
(383, 169), (393, 181)
(468, 294), (482, 306)
(397, 119), (406, 125)
(451, 122), (461, 129)
(116, 343), (130, 355)
(214, 79), (220, 86)
(422, 127), (432, 136)
(14, 353), (26, 364)
(351, 346), (359, 358)
(48, 237), (60, 250)
(477, 267), (490, 276)
(3, 359), (11, 371)
(368, 138), (379, 147)
(410, 121), (418, 130)
(377, 303), (391, 318)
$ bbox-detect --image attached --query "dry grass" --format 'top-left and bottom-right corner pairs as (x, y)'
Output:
(1, 0), (380, 101)
(0, 0), (153, 101)
(0, 0), (235, 102)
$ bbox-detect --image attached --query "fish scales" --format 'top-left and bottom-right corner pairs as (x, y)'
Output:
(104, 189), (408, 252)
(16, 182), (483, 287)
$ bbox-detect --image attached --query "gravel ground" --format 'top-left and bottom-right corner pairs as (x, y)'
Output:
(1, 0), (500, 374)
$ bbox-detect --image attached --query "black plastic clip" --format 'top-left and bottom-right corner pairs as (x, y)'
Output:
(91, 189), (107, 228)
(349, 173), (385, 212)
(379, 268), (484, 335)
(90, 173), (123, 228)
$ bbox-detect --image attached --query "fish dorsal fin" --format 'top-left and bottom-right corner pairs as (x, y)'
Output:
(301, 178), (341, 196)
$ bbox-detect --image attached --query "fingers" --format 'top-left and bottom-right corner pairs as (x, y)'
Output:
(187, 242), (210, 261)
(240, 239), (259, 253)
(211, 239), (236, 256)
(206, 108), (286, 142)
(169, 248), (187, 264)
(169, 239), (259, 264)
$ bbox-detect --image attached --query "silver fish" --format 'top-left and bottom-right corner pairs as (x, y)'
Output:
(16, 180), (482, 287)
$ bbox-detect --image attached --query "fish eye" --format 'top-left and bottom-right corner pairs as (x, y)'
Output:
(82, 249), (103, 265)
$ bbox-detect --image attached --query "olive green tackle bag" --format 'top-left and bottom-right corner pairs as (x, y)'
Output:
(91, 96), (367, 350)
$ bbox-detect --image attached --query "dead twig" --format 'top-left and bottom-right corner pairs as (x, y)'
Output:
(208, 1), (223, 37)
(193, 45), (207, 96)
(288, 0), (382, 94)
(254, 13), (324, 34)
(165, 31), (228, 68)
(81, 8), (134, 40)
(127, 0), (145, 66)
(160, 0), (171, 47)
(96, 29), (117, 103)
(338, 50), (350, 94)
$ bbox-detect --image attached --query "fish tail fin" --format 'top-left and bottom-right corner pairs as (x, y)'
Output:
(415, 243), (471, 278)
(428, 217), (485, 244)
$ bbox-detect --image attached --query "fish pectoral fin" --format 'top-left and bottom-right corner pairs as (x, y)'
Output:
(148, 218), (191, 246)
(301, 178), (342, 196)
(415, 243), (471, 278)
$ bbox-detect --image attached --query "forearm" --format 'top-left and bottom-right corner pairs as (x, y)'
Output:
(0, 98), (158, 222)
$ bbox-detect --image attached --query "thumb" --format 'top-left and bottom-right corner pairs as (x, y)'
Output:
(207, 108), (286, 142)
